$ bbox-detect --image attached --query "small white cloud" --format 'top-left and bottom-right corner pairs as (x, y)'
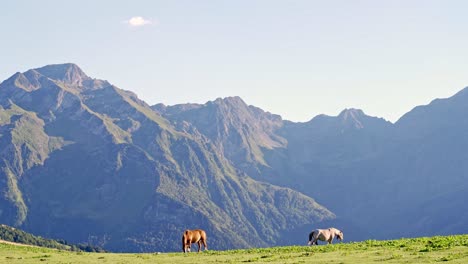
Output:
(125, 16), (152, 27)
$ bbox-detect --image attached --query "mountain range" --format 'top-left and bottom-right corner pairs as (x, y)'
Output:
(0, 63), (466, 252)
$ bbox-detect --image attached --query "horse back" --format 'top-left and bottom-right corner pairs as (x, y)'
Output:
(184, 229), (206, 242)
(316, 229), (331, 240)
(193, 229), (206, 241)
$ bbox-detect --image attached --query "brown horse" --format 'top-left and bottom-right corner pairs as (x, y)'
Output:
(182, 229), (208, 253)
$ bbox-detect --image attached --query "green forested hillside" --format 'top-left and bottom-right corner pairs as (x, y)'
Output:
(0, 224), (104, 252)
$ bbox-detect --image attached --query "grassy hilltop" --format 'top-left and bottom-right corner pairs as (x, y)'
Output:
(0, 234), (467, 264)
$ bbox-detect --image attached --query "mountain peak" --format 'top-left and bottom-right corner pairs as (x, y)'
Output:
(213, 96), (247, 107)
(338, 108), (365, 118)
(337, 108), (365, 129)
(33, 63), (90, 86)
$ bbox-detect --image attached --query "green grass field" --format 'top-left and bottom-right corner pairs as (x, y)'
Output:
(1, 235), (467, 263)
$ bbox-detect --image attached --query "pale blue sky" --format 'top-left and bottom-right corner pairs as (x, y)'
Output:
(1, 0), (468, 122)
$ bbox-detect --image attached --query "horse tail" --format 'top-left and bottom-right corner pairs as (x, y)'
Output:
(309, 230), (315, 242)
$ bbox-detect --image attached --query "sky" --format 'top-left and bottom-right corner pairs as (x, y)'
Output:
(1, 0), (468, 123)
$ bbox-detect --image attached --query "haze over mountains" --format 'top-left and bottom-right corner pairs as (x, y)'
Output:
(0, 63), (466, 252)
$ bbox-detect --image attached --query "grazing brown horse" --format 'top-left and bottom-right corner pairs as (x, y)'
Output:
(308, 227), (343, 245)
(182, 229), (207, 253)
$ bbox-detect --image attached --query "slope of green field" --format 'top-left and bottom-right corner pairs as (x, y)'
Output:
(0, 224), (104, 252)
(0, 235), (467, 264)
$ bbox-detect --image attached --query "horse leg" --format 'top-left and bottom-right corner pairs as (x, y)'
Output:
(187, 240), (192, 252)
(197, 241), (202, 252)
(202, 239), (208, 251)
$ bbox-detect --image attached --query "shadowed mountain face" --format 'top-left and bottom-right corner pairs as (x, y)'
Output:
(0, 64), (333, 252)
(1, 64), (467, 252)
(153, 97), (286, 179)
(155, 87), (468, 241)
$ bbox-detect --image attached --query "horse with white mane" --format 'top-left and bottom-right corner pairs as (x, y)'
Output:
(308, 227), (343, 245)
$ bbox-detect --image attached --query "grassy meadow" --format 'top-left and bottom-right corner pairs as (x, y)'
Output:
(0, 235), (467, 264)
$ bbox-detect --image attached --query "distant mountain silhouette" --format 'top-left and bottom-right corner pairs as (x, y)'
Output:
(155, 84), (468, 241)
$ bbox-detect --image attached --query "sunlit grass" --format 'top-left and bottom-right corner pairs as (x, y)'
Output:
(0, 234), (467, 263)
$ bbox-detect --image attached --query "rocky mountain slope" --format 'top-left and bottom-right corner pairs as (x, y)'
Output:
(0, 64), (333, 252)
(1, 63), (466, 252)
(155, 86), (468, 241)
